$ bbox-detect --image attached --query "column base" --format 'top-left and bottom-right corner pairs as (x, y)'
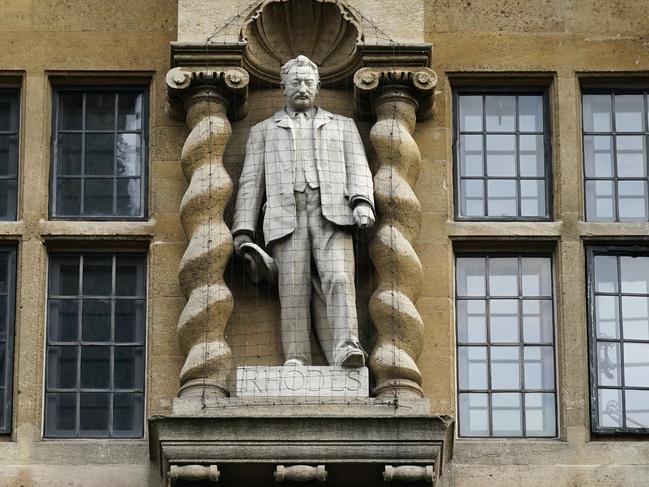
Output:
(374, 379), (425, 400)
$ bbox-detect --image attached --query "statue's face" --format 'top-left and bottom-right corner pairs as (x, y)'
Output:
(282, 64), (320, 112)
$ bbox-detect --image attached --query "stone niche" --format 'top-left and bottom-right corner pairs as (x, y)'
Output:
(149, 1), (452, 486)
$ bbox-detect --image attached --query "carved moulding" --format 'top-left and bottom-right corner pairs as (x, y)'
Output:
(353, 67), (438, 399)
(165, 67), (250, 398)
(240, 0), (363, 85)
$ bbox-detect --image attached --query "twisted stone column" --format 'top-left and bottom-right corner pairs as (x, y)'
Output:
(166, 67), (249, 398)
(354, 68), (437, 399)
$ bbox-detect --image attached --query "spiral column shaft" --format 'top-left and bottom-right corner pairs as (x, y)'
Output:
(354, 68), (437, 400)
(166, 67), (249, 399)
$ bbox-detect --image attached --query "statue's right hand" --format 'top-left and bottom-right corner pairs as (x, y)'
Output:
(233, 233), (253, 255)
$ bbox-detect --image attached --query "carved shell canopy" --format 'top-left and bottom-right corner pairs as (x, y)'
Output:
(241, 0), (363, 85)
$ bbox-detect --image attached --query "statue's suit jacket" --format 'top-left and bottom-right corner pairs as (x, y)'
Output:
(232, 107), (374, 245)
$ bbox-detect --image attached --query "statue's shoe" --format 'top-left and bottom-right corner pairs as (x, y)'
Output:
(283, 358), (307, 367)
(338, 348), (365, 368)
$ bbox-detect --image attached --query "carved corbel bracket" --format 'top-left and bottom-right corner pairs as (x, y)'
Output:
(353, 67), (438, 121)
(166, 66), (250, 121)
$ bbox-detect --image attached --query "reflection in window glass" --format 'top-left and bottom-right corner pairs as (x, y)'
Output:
(0, 92), (19, 220)
(44, 253), (146, 438)
(590, 249), (649, 433)
(456, 93), (549, 219)
(583, 92), (649, 222)
(0, 249), (16, 434)
(456, 255), (556, 437)
(52, 90), (146, 218)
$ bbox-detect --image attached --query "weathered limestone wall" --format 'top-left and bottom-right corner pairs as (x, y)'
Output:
(0, 1), (178, 486)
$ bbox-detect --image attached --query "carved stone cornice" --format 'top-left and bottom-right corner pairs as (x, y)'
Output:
(165, 66), (250, 121)
(353, 67), (438, 121)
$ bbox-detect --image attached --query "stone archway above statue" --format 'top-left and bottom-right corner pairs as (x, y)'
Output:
(240, 0), (364, 85)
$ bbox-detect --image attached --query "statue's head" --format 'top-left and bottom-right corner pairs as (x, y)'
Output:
(280, 55), (320, 112)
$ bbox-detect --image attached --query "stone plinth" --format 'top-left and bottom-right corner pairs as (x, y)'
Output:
(235, 366), (369, 398)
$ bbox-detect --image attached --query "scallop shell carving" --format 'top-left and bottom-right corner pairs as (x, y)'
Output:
(241, 0), (363, 85)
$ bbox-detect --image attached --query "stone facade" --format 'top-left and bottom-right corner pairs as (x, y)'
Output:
(0, 0), (648, 486)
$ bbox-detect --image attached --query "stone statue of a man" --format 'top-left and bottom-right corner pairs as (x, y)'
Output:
(232, 55), (375, 368)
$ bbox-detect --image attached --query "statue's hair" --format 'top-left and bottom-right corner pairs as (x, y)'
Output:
(280, 55), (319, 82)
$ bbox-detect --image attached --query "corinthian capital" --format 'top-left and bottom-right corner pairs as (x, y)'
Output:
(165, 66), (250, 121)
(353, 67), (438, 121)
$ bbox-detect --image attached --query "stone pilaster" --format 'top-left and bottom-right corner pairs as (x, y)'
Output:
(166, 67), (249, 398)
(354, 67), (437, 400)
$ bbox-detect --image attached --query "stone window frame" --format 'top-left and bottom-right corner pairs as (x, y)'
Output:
(587, 245), (649, 435)
(454, 252), (559, 438)
(453, 87), (553, 221)
(43, 251), (147, 439)
(0, 247), (17, 435)
(581, 89), (649, 222)
(49, 85), (149, 221)
(0, 89), (20, 221)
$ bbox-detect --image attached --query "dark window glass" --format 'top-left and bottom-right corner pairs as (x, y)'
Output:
(583, 92), (649, 221)
(0, 249), (16, 434)
(44, 253), (146, 438)
(455, 92), (550, 220)
(588, 247), (649, 433)
(51, 90), (146, 219)
(456, 255), (557, 437)
(0, 92), (19, 220)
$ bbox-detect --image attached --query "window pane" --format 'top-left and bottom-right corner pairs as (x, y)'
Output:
(594, 255), (618, 293)
(490, 346), (520, 390)
(460, 179), (484, 216)
(616, 135), (646, 178)
(618, 180), (647, 221)
(585, 180), (615, 221)
(523, 346), (554, 389)
(460, 134), (483, 177)
(48, 299), (79, 342)
(620, 256), (649, 294)
(522, 300), (553, 344)
(116, 134), (141, 176)
(47, 346), (77, 389)
(492, 393), (522, 436)
(57, 134), (82, 175)
(56, 178), (82, 215)
(118, 93), (142, 131)
(83, 178), (113, 216)
(625, 390), (649, 428)
(487, 179), (517, 216)
(489, 299), (519, 343)
(49, 256), (80, 296)
(59, 93), (83, 130)
(113, 393), (143, 437)
(621, 296), (649, 340)
(82, 256), (112, 296)
(584, 135), (613, 178)
(115, 300), (145, 343)
(488, 258), (518, 296)
(0, 134), (18, 176)
(85, 134), (114, 176)
(485, 96), (516, 132)
(623, 343), (649, 387)
(596, 295), (619, 339)
(115, 256), (145, 297)
(598, 389), (623, 428)
(45, 393), (77, 436)
(459, 95), (482, 132)
(80, 346), (110, 389)
(82, 299), (111, 342)
(457, 258), (486, 297)
(86, 93), (115, 131)
(614, 95), (644, 132)
(519, 134), (544, 177)
(0, 180), (16, 221)
(524, 393), (555, 436)
(583, 94), (612, 132)
(597, 341), (620, 387)
(0, 300), (5, 337)
(459, 393), (489, 436)
(114, 347), (144, 390)
(521, 258), (552, 296)
(0, 95), (18, 132)
(116, 179), (141, 216)
(457, 300), (487, 343)
(79, 393), (109, 436)
(458, 346), (488, 390)
(518, 96), (543, 132)
(486, 135), (516, 177)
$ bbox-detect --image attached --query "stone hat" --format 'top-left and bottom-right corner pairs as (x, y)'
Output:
(239, 242), (278, 284)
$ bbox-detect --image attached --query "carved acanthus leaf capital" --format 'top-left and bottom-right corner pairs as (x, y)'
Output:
(165, 66), (250, 121)
(353, 67), (438, 121)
